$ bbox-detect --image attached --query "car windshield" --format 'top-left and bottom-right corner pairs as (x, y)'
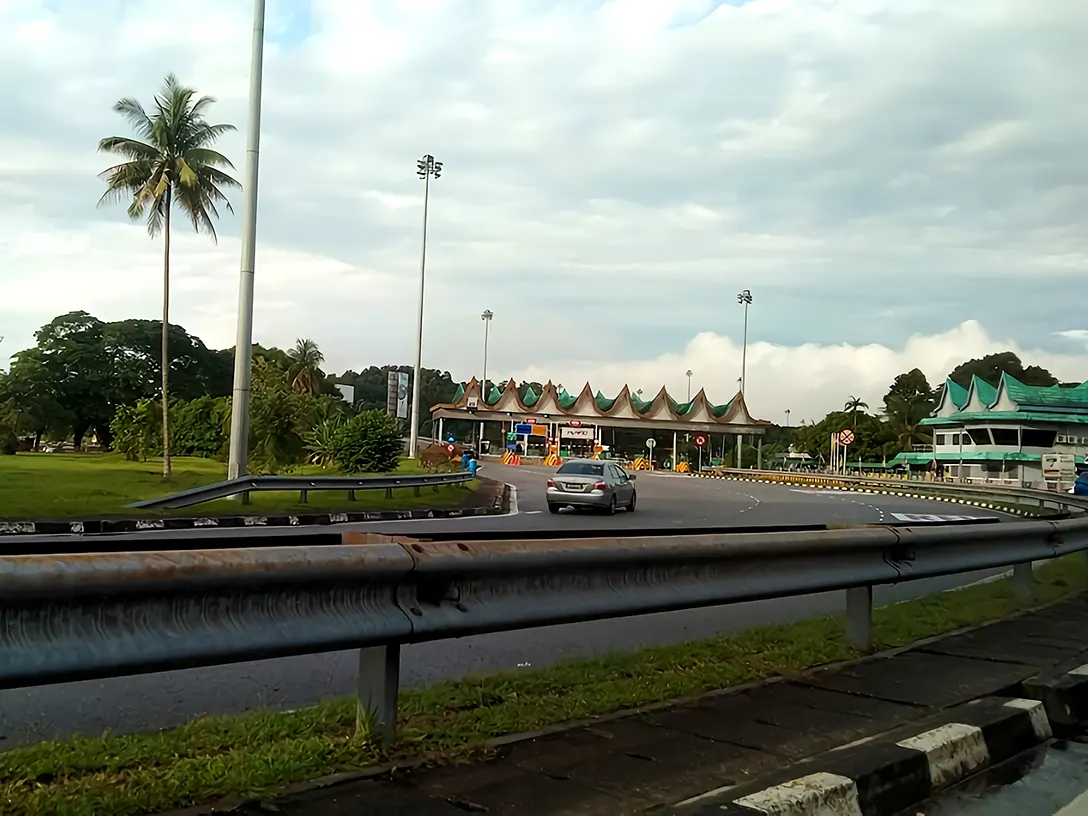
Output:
(557, 462), (604, 476)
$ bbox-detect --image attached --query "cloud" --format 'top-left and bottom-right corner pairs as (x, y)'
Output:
(2, 0), (1088, 421)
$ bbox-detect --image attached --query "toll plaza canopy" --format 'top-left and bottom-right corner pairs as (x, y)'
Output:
(430, 378), (770, 436)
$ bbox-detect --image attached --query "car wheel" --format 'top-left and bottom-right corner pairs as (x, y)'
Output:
(548, 503), (561, 514)
(627, 490), (637, 512)
(606, 495), (617, 515)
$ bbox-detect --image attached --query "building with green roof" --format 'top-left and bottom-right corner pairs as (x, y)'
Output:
(900, 372), (1088, 485)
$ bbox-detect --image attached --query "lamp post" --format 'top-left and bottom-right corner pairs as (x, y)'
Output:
(480, 309), (493, 397)
(785, 409), (791, 427)
(686, 369), (693, 401)
(737, 289), (752, 396)
(226, 0), (267, 481)
(407, 154), (443, 459)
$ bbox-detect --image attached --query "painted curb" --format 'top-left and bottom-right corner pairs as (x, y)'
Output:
(0, 479), (510, 537)
(1022, 661), (1088, 736)
(684, 696), (1052, 815)
(689, 471), (1037, 517)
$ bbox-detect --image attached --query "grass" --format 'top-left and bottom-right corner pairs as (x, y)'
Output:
(0, 454), (476, 520)
(3, 555), (1085, 816)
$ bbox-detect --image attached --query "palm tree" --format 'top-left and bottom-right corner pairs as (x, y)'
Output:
(844, 396), (868, 428)
(97, 74), (239, 478)
(287, 339), (326, 396)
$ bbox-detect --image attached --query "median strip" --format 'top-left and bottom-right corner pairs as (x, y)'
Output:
(2, 555), (1085, 816)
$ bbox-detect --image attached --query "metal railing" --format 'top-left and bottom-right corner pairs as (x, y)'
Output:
(127, 471), (475, 510)
(707, 468), (1088, 516)
(3, 504), (1088, 744)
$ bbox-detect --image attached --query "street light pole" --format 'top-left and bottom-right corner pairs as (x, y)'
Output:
(226, 0), (267, 481)
(737, 289), (752, 396)
(408, 154), (443, 460)
(481, 310), (493, 396)
(785, 409), (791, 427)
(685, 369), (693, 401)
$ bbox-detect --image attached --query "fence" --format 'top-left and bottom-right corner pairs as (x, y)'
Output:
(3, 500), (1088, 744)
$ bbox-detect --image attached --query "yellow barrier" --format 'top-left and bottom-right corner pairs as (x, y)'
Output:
(675, 461), (691, 473)
(543, 453), (561, 466)
(501, 451), (523, 466)
(630, 457), (653, 471)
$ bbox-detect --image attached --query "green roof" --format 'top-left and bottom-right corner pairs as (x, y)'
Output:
(522, 386), (539, 406)
(1002, 374), (1088, 410)
(450, 384), (465, 403)
(922, 411), (1088, 426)
(558, 388), (577, 410)
(969, 375), (998, 407)
(486, 385), (502, 405)
(594, 390), (617, 411)
(944, 379), (969, 409)
(889, 451), (1086, 465)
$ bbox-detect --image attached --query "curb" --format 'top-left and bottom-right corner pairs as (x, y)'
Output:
(1022, 661), (1088, 736)
(690, 471), (1038, 517)
(690, 696), (1052, 815)
(0, 478), (510, 537)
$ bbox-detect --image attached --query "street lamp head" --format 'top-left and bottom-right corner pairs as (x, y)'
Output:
(685, 369), (692, 378)
(417, 154), (442, 179)
(481, 309), (493, 321)
(737, 289), (753, 305)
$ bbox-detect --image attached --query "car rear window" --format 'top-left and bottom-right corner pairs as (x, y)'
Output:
(557, 462), (604, 476)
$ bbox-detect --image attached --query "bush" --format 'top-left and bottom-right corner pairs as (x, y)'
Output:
(330, 410), (402, 473)
(110, 399), (161, 461)
(306, 418), (342, 468)
(0, 425), (17, 455)
(174, 396), (231, 458)
(419, 443), (458, 472)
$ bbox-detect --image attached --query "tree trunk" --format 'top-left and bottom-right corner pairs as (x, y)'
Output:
(161, 194), (173, 479)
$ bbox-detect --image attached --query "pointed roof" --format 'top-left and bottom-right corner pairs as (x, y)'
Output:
(429, 380), (768, 426)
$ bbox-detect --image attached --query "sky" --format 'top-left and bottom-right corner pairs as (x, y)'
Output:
(2, 0), (1087, 423)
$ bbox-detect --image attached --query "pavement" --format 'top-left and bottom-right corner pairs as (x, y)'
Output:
(0, 467), (1009, 747)
(214, 595), (1088, 816)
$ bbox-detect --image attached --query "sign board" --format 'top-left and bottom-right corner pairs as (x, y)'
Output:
(568, 420), (582, 428)
(646, 438), (657, 449)
(385, 371), (409, 419)
(1043, 453), (1076, 482)
(514, 424), (533, 436)
(838, 429), (855, 446)
(525, 417), (538, 424)
(561, 427), (594, 439)
(693, 434), (707, 448)
(531, 425), (548, 437)
(335, 383), (354, 404)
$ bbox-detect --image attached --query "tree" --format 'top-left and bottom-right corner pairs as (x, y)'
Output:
(843, 396), (868, 428)
(947, 352), (1058, 389)
(287, 338), (326, 396)
(883, 369), (936, 423)
(97, 73), (240, 478)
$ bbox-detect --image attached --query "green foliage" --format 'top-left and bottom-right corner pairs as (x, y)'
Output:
(305, 418), (342, 468)
(173, 396), (231, 458)
(247, 360), (314, 474)
(286, 338), (326, 395)
(110, 399), (162, 461)
(947, 352), (1057, 389)
(0, 424), (17, 456)
(419, 443), (458, 472)
(330, 410), (403, 473)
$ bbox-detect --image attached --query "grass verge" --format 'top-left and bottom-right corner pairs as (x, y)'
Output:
(0, 454), (475, 520)
(3, 556), (1086, 816)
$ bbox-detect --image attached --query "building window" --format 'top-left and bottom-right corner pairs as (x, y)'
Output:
(982, 460), (1014, 474)
(936, 433), (948, 445)
(990, 428), (1019, 446)
(967, 428), (992, 445)
(1021, 429), (1058, 447)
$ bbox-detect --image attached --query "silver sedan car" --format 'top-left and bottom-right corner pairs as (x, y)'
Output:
(546, 459), (637, 514)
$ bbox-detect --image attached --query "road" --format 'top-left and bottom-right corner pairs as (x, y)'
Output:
(0, 466), (1007, 747)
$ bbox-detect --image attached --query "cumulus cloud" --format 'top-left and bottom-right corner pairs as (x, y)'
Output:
(1, 0), (1087, 421)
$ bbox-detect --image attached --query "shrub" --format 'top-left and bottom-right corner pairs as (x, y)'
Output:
(173, 396), (231, 458)
(330, 410), (402, 473)
(0, 425), (17, 455)
(306, 418), (342, 468)
(419, 443), (458, 472)
(110, 399), (161, 461)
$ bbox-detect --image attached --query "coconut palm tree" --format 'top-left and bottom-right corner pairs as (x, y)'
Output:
(844, 396), (868, 428)
(97, 74), (239, 478)
(287, 339), (326, 396)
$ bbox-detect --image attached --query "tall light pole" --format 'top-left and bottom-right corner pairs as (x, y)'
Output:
(408, 154), (443, 459)
(785, 408), (791, 427)
(226, 0), (267, 481)
(737, 289), (752, 396)
(685, 369), (693, 401)
(480, 309), (493, 396)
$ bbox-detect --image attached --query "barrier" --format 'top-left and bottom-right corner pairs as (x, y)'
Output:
(501, 451), (522, 466)
(543, 453), (561, 466)
(630, 457), (653, 471)
(675, 461), (691, 473)
(5, 494), (1088, 745)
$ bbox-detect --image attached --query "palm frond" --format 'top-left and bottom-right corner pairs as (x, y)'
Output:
(97, 136), (159, 162)
(111, 98), (155, 140)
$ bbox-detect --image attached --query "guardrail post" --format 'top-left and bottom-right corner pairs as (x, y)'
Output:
(356, 644), (400, 745)
(1013, 562), (1033, 603)
(414, 485), (422, 497)
(299, 490), (308, 504)
(845, 586), (873, 651)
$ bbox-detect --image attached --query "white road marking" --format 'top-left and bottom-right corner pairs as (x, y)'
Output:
(889, 512), (995, 522)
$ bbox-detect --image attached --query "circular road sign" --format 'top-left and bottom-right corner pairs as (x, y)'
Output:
(445, 443), (456, 454)
(839, 429), (855, 446)
(693, 434), (708, 448)
(646, 438), (657, 448)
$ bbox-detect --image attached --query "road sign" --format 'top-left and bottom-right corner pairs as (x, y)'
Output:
(568, 420), (582, 427)
(693, 434), (707, 448)
(646, 438), (657, 448)
(514, 424), (533, 435)
(445, 444), (456, 454)
(838, 429), (855, 446)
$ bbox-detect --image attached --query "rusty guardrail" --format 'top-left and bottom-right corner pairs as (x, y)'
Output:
(3, 513), (1087, 744)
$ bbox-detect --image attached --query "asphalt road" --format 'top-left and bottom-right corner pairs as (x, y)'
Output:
(0, 467), (1008, 747)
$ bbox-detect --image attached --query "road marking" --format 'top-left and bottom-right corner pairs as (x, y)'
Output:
(524, 510), (542, 515)
(889, 512), (995, 522)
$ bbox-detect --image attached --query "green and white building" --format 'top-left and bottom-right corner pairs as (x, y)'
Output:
(892, 373), (1088, 486)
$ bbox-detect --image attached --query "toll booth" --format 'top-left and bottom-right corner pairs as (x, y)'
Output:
(509, 421), (549, 456)
(559, 424), (595, 458)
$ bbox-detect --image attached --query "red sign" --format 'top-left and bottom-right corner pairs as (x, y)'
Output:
(525, 418), (537, 424)
(693, 434), (708, 448)
(446, 443), (456, 454)
(838, 429), (855, 446)
(568, 420), (582, 427)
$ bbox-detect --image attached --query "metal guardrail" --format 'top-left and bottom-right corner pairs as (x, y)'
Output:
(2, 507), (1087, 743)
(126, 471), (475, 510)
(707, 468), (1088, 516)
